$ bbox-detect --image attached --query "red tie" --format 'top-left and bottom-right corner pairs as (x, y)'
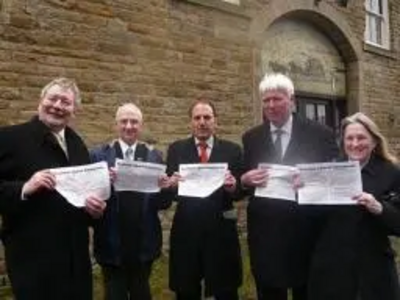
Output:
(198, 142), (208, 163)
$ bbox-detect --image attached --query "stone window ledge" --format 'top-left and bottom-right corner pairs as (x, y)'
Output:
(179, 0), (251, 19)
(363, 43), (397, 60)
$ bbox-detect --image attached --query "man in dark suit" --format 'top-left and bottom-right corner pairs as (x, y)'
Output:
(166, 99), (243, 300)
(0, 77), (106, 300)
(241, 73), (338, 300)
(90, 103), (171, 300)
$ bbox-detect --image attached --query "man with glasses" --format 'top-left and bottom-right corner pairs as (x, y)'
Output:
(0, 77), (106, 300)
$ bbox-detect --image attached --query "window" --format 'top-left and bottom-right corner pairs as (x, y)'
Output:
(296, 96), (347, 138)
(221, 0), (240, 4)
(364, 0), (390, 49)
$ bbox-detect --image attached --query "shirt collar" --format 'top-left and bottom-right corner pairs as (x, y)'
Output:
(194, 136), (214, 149)
(119, 139), (137, 156)
(270, 114), (293, 135)
(52, 128), (65, 140)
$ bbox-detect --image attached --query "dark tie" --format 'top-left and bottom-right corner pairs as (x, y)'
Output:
(274, 129), (283, 162)
(198, 142), (208, 163)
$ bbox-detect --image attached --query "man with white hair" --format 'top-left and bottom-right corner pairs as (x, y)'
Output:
(241, 73), (338, 300)
(0, 77), (106, 299)
(90, 103), (171, 300)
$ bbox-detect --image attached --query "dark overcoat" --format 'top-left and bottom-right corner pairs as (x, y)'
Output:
(309, 155), (400, 300)
(0, 117), (93, 300)
(166, 136), (243, 295)
(242, 115), (338, 287)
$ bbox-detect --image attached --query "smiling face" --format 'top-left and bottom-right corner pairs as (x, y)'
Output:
(115, 105), (143, 146)
(191, 103), (216, 141)
(38, 84), (76, 132)
(344, 122), (377, 164)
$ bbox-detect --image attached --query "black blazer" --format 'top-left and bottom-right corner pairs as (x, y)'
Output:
(0, 117), (92, 300)
(242, 114), (338, 287)
(357, 156), (400, 300)
(309, 155), (400, 300)
(166, 136), (243, 295)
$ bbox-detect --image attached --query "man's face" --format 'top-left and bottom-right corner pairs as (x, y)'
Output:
(115, 108), (143, 145)
(38, 84), (76, 132)
(262, 89), (293, 127)
(191, 103), (216, 141)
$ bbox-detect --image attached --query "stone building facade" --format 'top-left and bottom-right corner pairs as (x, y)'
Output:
(0, 0), (399, 284)
(0, 0), (399, 147)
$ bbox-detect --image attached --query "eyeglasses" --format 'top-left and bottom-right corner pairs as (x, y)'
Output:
(44, 94), (74, 108)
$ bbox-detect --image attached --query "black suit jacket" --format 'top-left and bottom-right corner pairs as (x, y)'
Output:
(166, 136), (243, 295)
(0, 117), (92, 300)
(242, 114), (338, 287)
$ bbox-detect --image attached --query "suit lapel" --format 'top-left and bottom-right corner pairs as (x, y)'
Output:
(282, 115), (303, 163)
(188, 137), (202, 163)
(113, 141), (124, 160)
(31, 117), (69, 165)
(257, 123), (276, 163)
(64, 127), (84, 165)
(208, 137), (221, 163)
(134, 143), (148, 162)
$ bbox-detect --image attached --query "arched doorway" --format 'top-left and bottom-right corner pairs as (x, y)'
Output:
(261, 17), (347, 136)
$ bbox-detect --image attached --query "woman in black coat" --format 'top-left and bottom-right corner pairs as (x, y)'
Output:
(308, 112), (400, 300)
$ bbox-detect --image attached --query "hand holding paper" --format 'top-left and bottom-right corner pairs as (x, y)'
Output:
(255, 164), (297, 201)
(50, 162), (110, 207)
(85, 195), (107, 218)
(22, 170), (56, 197)
(223, 171), (237, 193)
(178, 163), (228, 198)
(241, 168), (268, 188)
(353, 192), (382, 214)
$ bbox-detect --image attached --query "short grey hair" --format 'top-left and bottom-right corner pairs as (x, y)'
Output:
(40, 77), (81, 106)
(259, 73), (295, 97)
(115, 103), (143, 122)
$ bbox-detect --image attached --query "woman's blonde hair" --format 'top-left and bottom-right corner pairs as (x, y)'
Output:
(341, 112), (397, 164)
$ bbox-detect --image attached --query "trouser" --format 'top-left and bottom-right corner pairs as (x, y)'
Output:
(256, 285), (307, 300)
(102, 261), (153, 300)
(176, 288), (239, 300)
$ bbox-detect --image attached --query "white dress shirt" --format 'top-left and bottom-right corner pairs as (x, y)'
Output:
(119, 139), (137, 160)
(195, 136), (214, 158)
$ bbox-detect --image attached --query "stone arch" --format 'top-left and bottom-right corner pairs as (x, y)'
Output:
(249, 1), (362, 123)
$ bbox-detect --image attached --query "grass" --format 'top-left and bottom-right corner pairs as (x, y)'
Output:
(0, 234), (257, 300)
(92, 233), (258, 300)
(1, 237), (399, 299)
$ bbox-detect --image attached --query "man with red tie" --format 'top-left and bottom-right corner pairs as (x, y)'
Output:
(166, 98), (244, 300)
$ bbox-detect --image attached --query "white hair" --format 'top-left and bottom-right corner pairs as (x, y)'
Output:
(115, 103), (143, 122)
(259, 73), (295, 97)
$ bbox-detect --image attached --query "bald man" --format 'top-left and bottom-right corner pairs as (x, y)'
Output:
(90, 103), (171, 300)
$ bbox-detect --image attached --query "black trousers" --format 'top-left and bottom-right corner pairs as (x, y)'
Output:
(257, 285), (307, 300)
(102, 261), (153, 300)
(176, 288), (239, 300)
